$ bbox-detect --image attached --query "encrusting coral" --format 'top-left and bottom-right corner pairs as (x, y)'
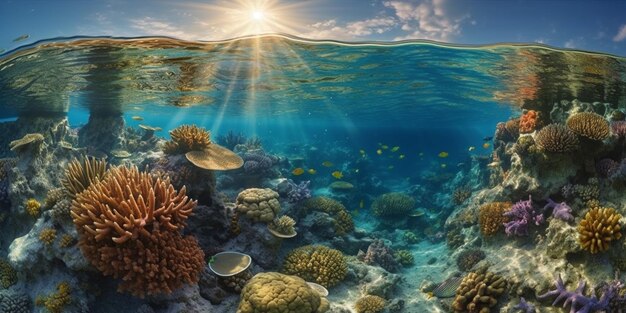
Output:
(61, 157), (107, 197)
(0, 289), (31, 313)
(162, 124), (211, 155)
(578, 205), (622, 254)
(566, 112), (610, 141)
(354, 295), (386, 313)
(452, 268), (507, 313)
(371, 192), (415, 217)
(478, 202), (511, 236)
(534, 124), (579, 153)
(70, 165), (205, 297)
(282, 245), (348, 288)
(24, 198), (41, 217)
(237, 272), (329, 313)
(235, 188), (281, 223)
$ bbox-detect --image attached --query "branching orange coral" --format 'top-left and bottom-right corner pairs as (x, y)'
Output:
(70, 165), (204, 297)
(478, 202), (511, 236)
(162, 124), (211, 155)
(578, 206), (622, 254)
(519, 110), (539, 133)
(566, 112), (610, 140)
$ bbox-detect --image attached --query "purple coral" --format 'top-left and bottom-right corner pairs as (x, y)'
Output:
(611, 121), (626, 138)
(544, 198), (573, 222)
(513, 297), (536, 313)
(242, 149), (279, 174)
(360, 239), (400, 273)
(538, 274), (617, 313)
(286, 180), (311, 203)
(503, 195), (544, 236)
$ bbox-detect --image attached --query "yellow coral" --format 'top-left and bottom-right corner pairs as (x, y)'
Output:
(37, 281), (72, 313)
(355, 295), (386, 313)
(371, 192), (415, 217)
(535, 124), (579, 153)
(25, 198), (41, 217)
(478, 202), (511, 236)
(235, 188), (281, 223)
(566, 112), (610, 140)
(59, 234), (75, 248)
(578, 206), (622, 254)
(163, 124), (211, 155)
(452, 269), (506, 313)
(39, 228), (57, 246)
(283, 245), (347, 288)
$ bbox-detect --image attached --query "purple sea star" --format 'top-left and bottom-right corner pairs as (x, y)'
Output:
(537, 274), (616, 313)
(513, 297), (536, 313)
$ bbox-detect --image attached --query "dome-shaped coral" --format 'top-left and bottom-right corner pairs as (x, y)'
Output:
(236, 188), (281, 222)
(163, 124), (211, 155)
(282, 245), (347, 288)
(534, 124), (579, 153)
(478, 202), (511, 236)
(354, 295), (386, 313)
(371, 192), (415, 217)
(519, 110), (540, 133)
(237, 272), (329, 313)
(70, 165), (205, 297)
(578, 205), (622, 254)
(566, 112), (610, 140)
(452, 269), (506, 313)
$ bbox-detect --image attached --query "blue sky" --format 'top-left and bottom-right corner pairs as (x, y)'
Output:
(0, 0), (625, 56)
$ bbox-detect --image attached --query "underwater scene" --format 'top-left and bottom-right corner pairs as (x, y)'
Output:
(0, 34), (625, 313)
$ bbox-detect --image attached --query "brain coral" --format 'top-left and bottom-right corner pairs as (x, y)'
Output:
(452, 269), (507, 313)
(566, 112), (610, 140)
(534, 124), (579, 153)
(163, 124), (211, 155)
(70, 165), (205, 297)
(354, 295), (386, 313)
(237, 272), (329, 313)
(283, 245), (347, 288)
(478, 202), (511, 236)
(519, 110), (539, 133)
(578, 205), (622, 254)
(236, 188), (281, 222)
(371, 192), (415, 217)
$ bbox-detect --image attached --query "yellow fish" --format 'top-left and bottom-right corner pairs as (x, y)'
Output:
(438, 151), (449, 158)
(376, 149), (382, 155)
(359, 149), (365, 155)
(131, 116), (143, 121)
(482, 142), (491, 149)
(331, 171), (343, 179)
(322, 161), (334, 167)
(441, 163), (447, 168)
(359, 200), (364, 209)
(399, 154), (405, 159)
(292, 168), (305, 176)
(382, 145), (389, 150)
(307, 168), (316, 175)
(468, 146), (475, 151)
(391, 146), (400, 152)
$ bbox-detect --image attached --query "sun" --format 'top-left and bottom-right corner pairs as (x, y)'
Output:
(251, 10), (265, 22)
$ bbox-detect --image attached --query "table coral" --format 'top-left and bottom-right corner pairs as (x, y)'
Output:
(371, 192), (415, 217)
(237, 272), (329, 313)
(534, 124), (579, 153)
(236, 188), (281, 223)
(282, 245), (347, 288)
(162, 124), (211, 155)
(566, 112), (610, 141)
(452, 269), (507, 313)
(578, 205), (622, 254)
(478, 202), (511, 236)
(354, 295), (386, 313)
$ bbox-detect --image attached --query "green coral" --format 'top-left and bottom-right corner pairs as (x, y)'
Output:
(371, 192), (415, 217)
(282, 245), (347, 288)
(237, 272), (329, 313)
(0, 259), (17, 289)
(403, 231), (420, 244)
(354, 295), (386, 313)
(394, 250), (414, 267)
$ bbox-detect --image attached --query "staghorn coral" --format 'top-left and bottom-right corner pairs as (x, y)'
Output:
(24, 198), (41, 217)
(235, 188), (281, 223)
(35, 281), (71, 313)
(70, 165), (205, 297)
(268, 215), (297, 236)
(39, 228), (57, 246)
(354, 295), (386, 313)
(282, 245), (347, 288)
(478, 202), (511, 236)
(0, 259), (17, 289)
(578, 205), (622, 254)
(566, 112), (610, 141)
(0, 290), (31, 313)
(534, 124), (579, 153)
(62, 157), (107, 197)
(371, 192), (415, 217)
(456, 249), (486, 272)
(519, 110), (540, 133)
(394, 250), (414, 267)
(237, 272), (329, 313)
(361, 239), (400, 273)
(286, 179), (312, 203)
(452, 269), (507, 313)
(162, 124), (211, 155)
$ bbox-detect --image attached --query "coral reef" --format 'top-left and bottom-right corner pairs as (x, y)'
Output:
(534, 124), (579, 153)
(456, 249), (486, 272)
(162, 124), (211, 155)
(566, 112), (610, 141)
(241, 149), (279, 174)
(452, 269), (506, 313)
(371, 192), (415, 217)
(403, 231), (420, 244)
(70, 165), (205, 297)
(354, 295), (386, 313)
(282, 245), (347, 288)
(286, 179), (312, 203)
(237, 272), (329, 313)
(610, 120), (626, 138)
(478, 202), (511, 236)
(519, 110), (539, 133)
(300, 197), (354, 236)
(61, 157), (107, 197)
(538, 274), (616, 313)
(43, 187), (65, 210)
(35, 281), (72, 313)
(577, 205), (622, 254)
(393, 250), (414, 267)
(503, 196), (544, 236)
(453, 185), (472, 205)
(268, 215), (297, 237)
(360, 239), (400, 273)
(235, 188), (281, 223)
(0, 259), (17, 289)
(596, 158), (619, 178)
(0, 290), (31, 313)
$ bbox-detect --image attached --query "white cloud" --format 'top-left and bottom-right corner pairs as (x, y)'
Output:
(613, 24), (626, 42)
(383, 0), (465, 41)
(301, 17), (396, 40)
(130, 17), (194, 39)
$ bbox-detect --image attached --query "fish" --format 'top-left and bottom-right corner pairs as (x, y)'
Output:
(331, 171), (343, 179)
(431, 276), (464, 298)
(355, 169), (360, 173)
(487, 161), (500, 168)
(292, 168), (305, 175)
(388, 165), (394, 169)
(391, 146), (400, 152)
(441, 163), (447, 168)
(438, 151), (448, 158)
(322, 161), (334, 167)
(359, 200), (364, 209)
(410, 210), (425, 217)
(399, 154), (405, 159)
(381, 145), (389, 150)
(419, 152), (424, 157)
(483, 136), (493, 141)
(131, 116), (143, 121)
(13, 34), (29, 42)
(468, 146), (475, 151)
(307, 168), (316, 175)
(376, 149), (382, 155)
(482, 142), (491, 149)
